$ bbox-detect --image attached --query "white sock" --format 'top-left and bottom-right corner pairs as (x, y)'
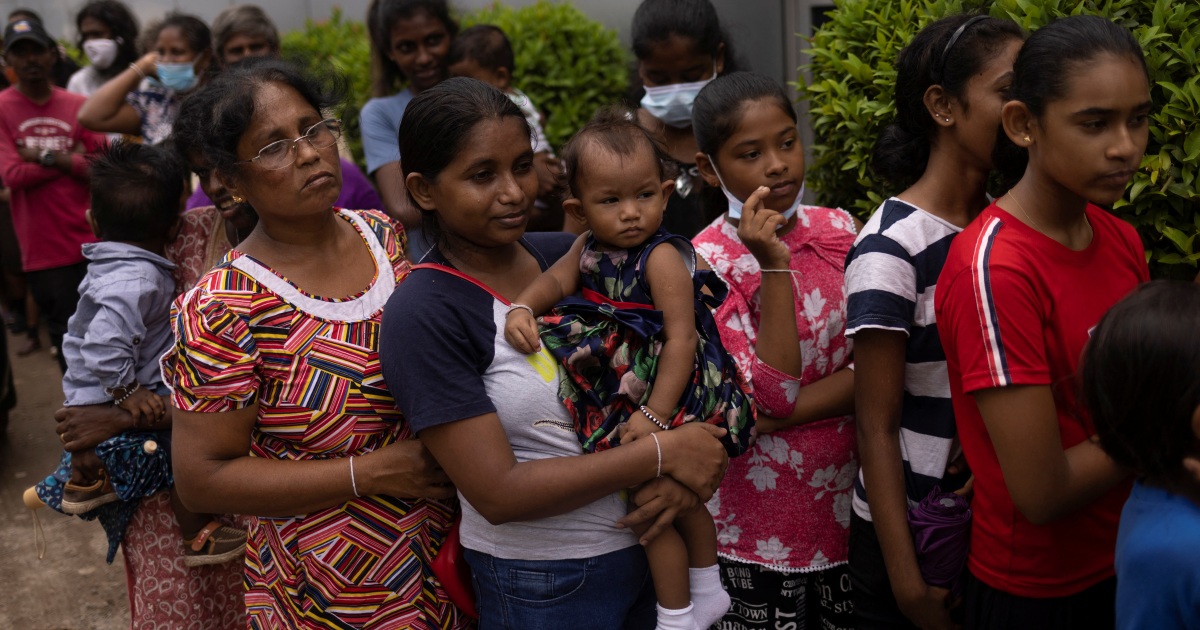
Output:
(689, 565), (731, 629)
(655, 602), (699, 630)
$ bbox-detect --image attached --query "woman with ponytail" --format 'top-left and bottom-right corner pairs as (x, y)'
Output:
(843, 14), (1023, 629)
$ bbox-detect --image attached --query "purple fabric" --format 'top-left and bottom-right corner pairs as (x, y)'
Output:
(907, 486), (971, 596)
(185, 157), (383, 212)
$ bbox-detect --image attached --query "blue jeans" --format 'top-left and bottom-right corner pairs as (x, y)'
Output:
(465, 545), (656, 629)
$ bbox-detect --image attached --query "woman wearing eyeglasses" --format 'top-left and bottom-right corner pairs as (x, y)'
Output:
(162, 58), (470, 627)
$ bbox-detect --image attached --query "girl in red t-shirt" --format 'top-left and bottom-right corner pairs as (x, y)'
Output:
(935, 15), (1151, 629)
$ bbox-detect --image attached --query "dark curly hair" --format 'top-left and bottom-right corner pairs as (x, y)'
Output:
(89, 141), (185, 242)
(870, 14), (1024, 190)
(74, 1), (140, 80)
(172, 57), (345, 181)
(1082, 281), (1200, 486)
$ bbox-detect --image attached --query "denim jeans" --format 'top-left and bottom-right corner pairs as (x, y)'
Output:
(465, 544), (656, 629)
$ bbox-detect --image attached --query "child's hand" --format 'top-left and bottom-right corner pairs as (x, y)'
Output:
(504, 309), (542, 354)
(621, 410), (663, 444)
(738, 186), (791, 270)
(118, 387), (165, 428)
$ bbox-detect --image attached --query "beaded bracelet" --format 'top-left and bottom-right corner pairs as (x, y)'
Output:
(113, 382), (141, 406)
(638, 405), (669, 431)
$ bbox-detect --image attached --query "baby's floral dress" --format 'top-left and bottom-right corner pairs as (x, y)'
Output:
(538, 229), (755, 457)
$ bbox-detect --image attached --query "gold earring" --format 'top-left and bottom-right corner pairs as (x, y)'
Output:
(231, 194), (245, 203)
(1023, 135), (1031, 143)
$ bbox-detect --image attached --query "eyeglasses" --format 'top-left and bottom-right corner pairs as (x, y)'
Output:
(239, 118), (342, 170)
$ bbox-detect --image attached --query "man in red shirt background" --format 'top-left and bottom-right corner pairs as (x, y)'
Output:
(0, 19), (103, 371)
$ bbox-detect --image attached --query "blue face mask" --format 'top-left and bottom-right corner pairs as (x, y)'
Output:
(155, 61), (198, 92)
(708, 156), (805, 227)
(639, 63), (717, 128)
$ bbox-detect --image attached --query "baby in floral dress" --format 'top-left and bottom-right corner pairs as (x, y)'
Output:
(505, 107), (753, 630)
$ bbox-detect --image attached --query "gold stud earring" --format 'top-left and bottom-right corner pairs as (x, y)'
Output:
(1023, 135), (1031, 143)
(231, 194), (245, 204)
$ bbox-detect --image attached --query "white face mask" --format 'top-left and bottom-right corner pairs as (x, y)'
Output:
(83, 38), (119, 70)
(639, 62), (718, 128)
(708, 156), (805, 227)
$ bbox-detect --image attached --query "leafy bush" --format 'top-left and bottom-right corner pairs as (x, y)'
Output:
(801, 0), (1200, 279)
(461, 1), (630, 150)
(281, 2), (629, 170)
(281, 7), (373, 169)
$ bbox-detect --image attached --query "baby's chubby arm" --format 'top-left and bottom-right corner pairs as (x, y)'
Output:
(504, 233), (588, 353)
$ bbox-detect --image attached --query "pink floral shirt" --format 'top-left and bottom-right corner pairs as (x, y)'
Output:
(693, 206), (858, 572)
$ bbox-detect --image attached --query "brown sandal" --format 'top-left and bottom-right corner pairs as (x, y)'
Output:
(60, 471), (118, 515)
(183, 521), (247, 567)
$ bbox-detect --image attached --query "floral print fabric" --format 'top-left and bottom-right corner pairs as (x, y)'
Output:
(693, 207), (858, 572)
(539, 229), (755, 456)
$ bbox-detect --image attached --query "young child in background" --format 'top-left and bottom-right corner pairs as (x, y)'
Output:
(504, 107), (753, 630)
(1080, 281), (1200, 630)
(38, 141), (245, 566)
(935, 15), (1151, 628)
(447, 24), (562, 226)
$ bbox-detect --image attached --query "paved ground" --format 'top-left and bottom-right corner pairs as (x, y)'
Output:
(0, 331), (128, 630)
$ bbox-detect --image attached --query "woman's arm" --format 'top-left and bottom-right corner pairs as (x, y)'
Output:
(504, 234), (586, 353)
(736, 187), (803, 378)
(854, 330), (955, 629)
(418, 414), (727, 528)
(974, 385), (1127, 525)
(76, 53), (153, 136)
(755, 366), (856, 434)
(171, 404), (455, 516)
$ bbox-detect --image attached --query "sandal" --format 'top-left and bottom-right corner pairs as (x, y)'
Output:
(183, 521), (247, 567)
(60, 471), (118, 515)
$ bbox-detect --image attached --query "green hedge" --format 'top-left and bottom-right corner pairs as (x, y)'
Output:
(801, 0), (1200, 279)
(282, 1), (628, 171)
(461, 2), (629, 150)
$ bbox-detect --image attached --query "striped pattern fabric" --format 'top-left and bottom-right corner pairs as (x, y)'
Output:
(970, 216), (1011, 388)
(166, 210), (467, 629)
(844, 198), (965, 520)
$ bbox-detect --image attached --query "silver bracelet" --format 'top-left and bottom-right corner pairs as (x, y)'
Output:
(506, 303), (534, 318)
(349, 455), (361, 498)
(650, 432), (662, 478)
(128, 62), (145, 80)
(638, 405), (669, 431)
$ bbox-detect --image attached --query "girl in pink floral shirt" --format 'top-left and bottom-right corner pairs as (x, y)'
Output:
(692, 72), (859, 630)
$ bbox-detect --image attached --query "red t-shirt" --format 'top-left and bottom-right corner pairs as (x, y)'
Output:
(0, 86), (102, 272)
(936, 202), (1148, 598)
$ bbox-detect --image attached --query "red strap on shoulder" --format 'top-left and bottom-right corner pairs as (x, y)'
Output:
(410, 263), (510, 305)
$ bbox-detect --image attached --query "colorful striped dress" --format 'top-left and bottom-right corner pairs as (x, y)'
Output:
(165, 209), (467, 629)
